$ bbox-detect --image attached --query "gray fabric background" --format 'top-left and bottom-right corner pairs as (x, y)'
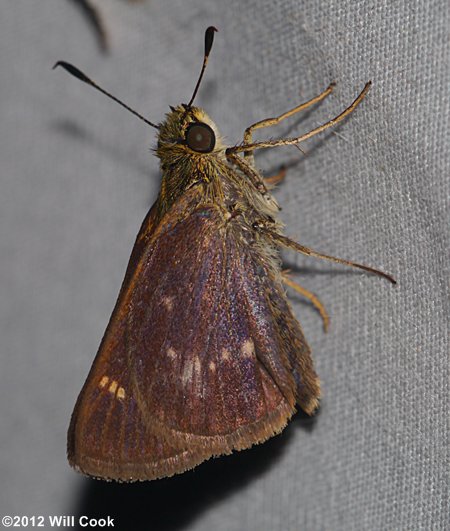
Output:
(1, 1), (449, 530)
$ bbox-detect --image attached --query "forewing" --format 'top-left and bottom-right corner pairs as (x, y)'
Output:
(68, 358), (211, 481)
(68, 202), (212, 480)
(128, 204), (297, 454)
(68, 190), (314, 480)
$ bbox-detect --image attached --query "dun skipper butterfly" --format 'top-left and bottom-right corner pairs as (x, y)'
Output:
(54, 27), (396, 481)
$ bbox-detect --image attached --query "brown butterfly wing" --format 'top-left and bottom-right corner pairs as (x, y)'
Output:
(68, 202), (213, 480)
(67, 364), (212, 481)
(264, 287), (321, 415)
(128, 206), (297, 454)
(69, 189), (319, 480)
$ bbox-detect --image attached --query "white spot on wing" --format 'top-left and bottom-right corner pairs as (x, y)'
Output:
(108, 381), (118, 394)
(162, 296), (174, 312)
(221, 348), (231, 361)
(100, 376), (125, 400)
(167, 347), (177, 359)
(242, 339), (255, 358)
(194, 356), (201, 375)
(181, 356), (203, 393)
(181, 359), (193, 386)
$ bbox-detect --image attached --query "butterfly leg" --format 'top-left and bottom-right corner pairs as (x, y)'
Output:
(282, 272), (329, 332)
(226, 151), (281, 211)
(264, 165), (287, 187)
(264, 230), (396, 284)
(227, 83), (371, 157)
(243, 83), (335, 164)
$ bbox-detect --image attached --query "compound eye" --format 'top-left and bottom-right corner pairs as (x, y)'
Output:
(185, 122), (216, 153)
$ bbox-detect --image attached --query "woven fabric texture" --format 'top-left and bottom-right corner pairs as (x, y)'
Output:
(1, 1), (448, 529)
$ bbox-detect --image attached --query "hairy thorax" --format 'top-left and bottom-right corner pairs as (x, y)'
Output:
(156, 105), (281, 232)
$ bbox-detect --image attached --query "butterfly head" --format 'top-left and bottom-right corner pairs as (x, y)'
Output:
(157, 105), (223, 158)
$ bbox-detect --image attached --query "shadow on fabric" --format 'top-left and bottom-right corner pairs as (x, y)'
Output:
(71, 412), (316, 530)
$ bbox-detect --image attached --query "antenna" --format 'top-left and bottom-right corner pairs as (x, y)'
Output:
(186, 26), (218, 108)
(53, 61), (159, 130)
